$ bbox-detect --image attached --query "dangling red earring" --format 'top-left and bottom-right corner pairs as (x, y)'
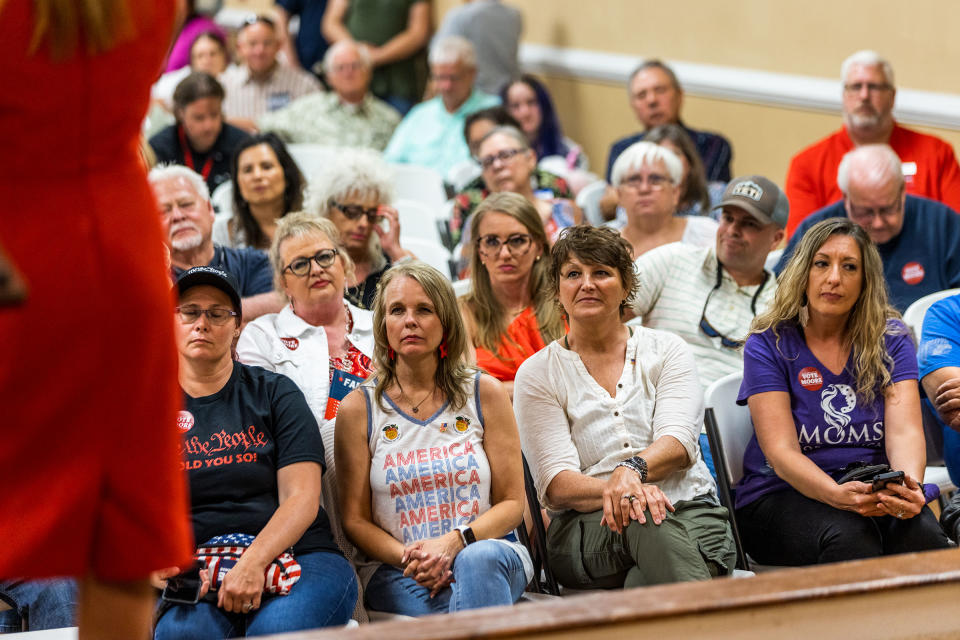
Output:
(388, 347), (396, 360)
(438, 340), (448, 358)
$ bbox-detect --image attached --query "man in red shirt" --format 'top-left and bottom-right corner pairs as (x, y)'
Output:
(785, 50), (960, 236)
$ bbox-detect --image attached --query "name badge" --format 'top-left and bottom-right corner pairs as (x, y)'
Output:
(901, 161), (917, 177)
(267, 92), (291, 111)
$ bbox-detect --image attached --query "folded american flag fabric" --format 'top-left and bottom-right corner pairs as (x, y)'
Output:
(195, 533), (301, 596)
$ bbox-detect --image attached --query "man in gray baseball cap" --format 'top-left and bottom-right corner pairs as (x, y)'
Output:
(629, 174), (787, 478)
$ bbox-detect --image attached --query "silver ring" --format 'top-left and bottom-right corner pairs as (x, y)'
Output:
(896, 511), (905, 519)
(243, 602), (253, 612)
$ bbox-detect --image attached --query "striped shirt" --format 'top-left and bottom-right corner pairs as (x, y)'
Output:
(631, 242), (777, 391)
(220, 63), (322, 122)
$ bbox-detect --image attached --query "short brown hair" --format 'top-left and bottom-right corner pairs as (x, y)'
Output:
(173, 71), (224, 113)
(550, 225), (638, 316)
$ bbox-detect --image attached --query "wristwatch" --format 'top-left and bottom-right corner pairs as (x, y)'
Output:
(456, 525), (476, 547)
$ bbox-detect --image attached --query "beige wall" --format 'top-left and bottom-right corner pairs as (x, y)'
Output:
(434, 0), (960, 184)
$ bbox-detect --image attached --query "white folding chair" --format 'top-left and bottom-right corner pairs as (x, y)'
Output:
(446, 160), (482, 193)
(401, 236), (454, 280)
(452, 278), (472, 298)
(765, 248), (784, 272)
(903, 288), (960, 341)
(704, 372), (786, 572)
(574, 180), (608, 226)
(390, 164), (447, 210)
(394, 198), (443, 245)
(210, 181), (233, 219)
(537, 155), (572, 182)
(287, 143), (339, 182)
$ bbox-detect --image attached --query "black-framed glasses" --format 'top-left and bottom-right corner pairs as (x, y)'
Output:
(478, 148), (525, 170)
(175, 305), (238, 326)
(477, 233), (532, 256)
(283, 249), (339, 276)
(329, 199), (381, 222)
(698, 263), (769, 349)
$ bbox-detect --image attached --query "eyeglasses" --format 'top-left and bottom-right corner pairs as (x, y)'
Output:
(175, 305), (238, 326)
(698, 264), (769, 349)
(477, 233), (532, 257)
(620, 172), (671, 190)
(845, 191), (903, 222)
(331, 61), (365, 74)
(479, 148), (525, 170)
(329, 199), (381, 222)
(843, 82), (893, 94)
(242, 14), (276, 29)
(283, 249), (339, 276)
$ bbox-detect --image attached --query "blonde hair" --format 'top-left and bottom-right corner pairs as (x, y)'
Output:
(8, 0), (136, 58)
(371, 262), (476, 412)
(269, 212), (355, 302)
(463, 193), (566, 354)
(752, 218), (902, 405)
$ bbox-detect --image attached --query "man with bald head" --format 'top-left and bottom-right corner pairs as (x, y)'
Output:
(785, 50), (960, 235)
(777, 144), (960, 311)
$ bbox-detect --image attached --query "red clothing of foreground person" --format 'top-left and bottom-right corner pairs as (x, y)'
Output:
(0, 0), (193, 579)
(475, 307), (547, 382)
(785, 123), (960, 236)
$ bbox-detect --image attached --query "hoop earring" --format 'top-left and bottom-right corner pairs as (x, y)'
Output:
(388, 347), (396, 360)
(438, 340), (448, 359)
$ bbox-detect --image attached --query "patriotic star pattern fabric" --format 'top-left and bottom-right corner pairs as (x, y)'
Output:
(196, 533), (302, 595)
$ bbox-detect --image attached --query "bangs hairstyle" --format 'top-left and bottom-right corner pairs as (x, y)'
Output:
(370, 262), (476, 411)
(752, 217), (901, 405)
(269, 212), (354, 301)
(463, 192), (565, 353)
(230, 132), (305, 249)
(610, 140), (683, 187)
(550, 225), (638, 317)
(645, 124), (710, 213)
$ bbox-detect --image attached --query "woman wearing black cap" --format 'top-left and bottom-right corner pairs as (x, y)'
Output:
(152, 267), (356, 638)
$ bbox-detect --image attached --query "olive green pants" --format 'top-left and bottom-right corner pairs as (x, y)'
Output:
(546, 497), (736, 589)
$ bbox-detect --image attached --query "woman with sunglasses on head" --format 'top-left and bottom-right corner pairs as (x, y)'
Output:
(735, 217), (953, 566)
(306, 148), (414, 309)
(336, 261), (531, 616)
(459, 193), (566, 397)
(214, 133), (305, 250)
(155, 266), (357, 638)
(514, 225), (735, 591)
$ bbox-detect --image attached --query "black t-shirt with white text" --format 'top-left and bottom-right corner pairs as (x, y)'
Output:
(178, 362), (339, 556)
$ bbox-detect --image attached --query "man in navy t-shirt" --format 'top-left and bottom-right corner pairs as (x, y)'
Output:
(149, 165), (281, 323)
(777, 144), (960, 311)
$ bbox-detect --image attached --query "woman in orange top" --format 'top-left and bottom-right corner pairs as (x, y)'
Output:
(459, 193), (566, 397)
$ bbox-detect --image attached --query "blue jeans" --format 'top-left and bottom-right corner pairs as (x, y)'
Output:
(364, 540), (527, 616)
(154, 551), (356, 639)
(0, 579), (77, 632)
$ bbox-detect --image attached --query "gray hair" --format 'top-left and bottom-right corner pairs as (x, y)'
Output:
(841, 50), (895, 87)
(322, 39), (371, 75)
(477, 125), (531, 153)
(836, 144), (904, 194)
(610, 141), (684, 187)
(628, 59), (681, 91)
(268, 211), (354, 300)
(147, 164), (210, 202)
(429, 35), (476, 68)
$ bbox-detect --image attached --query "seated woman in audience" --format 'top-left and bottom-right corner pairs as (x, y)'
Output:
(214, 133), (305, 250)
(458, 126), (581, 252)
(459, 193), (565, 395)
(336, 262), (531, 616)
(644, 124), (726, 218)
(452, 109), (573, 245)
(502, 75), (587, 171)
(735, 217), (953, 565)
(154, 266), (356, 639)
(152, 31), (229, 113)
(305, 148), (414, 309)
(514, 225), (735, 590)
(609, 141), (718, 258)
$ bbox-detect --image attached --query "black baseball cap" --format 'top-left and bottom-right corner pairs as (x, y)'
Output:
(175, 266), (242, 320)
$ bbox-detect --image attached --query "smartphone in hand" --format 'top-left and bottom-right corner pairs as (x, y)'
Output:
(161, 562), (204, 604)
(871, 470), (905, 492)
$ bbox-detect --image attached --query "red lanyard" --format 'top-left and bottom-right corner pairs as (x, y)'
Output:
(177, 126), (213, 180)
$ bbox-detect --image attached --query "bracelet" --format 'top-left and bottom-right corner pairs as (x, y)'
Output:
(616, 456), (648, 482)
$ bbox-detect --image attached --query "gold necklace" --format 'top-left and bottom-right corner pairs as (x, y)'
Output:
(397, 380), (436, 414)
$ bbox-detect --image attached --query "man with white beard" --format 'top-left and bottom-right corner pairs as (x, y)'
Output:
(149, 165), (281, 322)
(784, 50), (960, 236)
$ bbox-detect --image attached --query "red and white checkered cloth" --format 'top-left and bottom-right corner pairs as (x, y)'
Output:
(196, 533), (301, 596)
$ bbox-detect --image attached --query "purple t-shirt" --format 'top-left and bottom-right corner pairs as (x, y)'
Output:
(734, 320), (917, 509)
